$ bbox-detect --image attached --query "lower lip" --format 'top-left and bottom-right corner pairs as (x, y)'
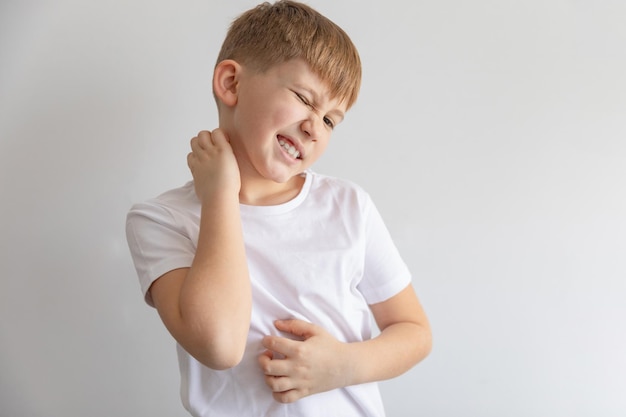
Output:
(277, 136), (300, 164)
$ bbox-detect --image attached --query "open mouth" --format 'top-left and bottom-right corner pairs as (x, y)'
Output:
(278, 136), (302, 159)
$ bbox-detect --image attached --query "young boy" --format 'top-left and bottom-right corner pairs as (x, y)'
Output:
(126, 1), (431, 415)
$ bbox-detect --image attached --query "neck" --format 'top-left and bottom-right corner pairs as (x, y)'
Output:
(238, 173), (305, 206)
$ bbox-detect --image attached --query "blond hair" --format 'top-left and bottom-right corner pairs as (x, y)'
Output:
(216, 0), (361, 109)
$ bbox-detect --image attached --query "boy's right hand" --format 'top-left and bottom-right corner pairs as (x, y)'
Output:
(187, 129), (240, 202)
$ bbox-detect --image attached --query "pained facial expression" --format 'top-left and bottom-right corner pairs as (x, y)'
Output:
(227, 59), (347, 184)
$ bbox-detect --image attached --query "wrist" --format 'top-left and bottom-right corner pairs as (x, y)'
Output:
(197, 184), (240, 208)
(337, 341), (360, 388)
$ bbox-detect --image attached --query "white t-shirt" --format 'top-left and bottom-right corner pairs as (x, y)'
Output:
(126, 170), (412, 417)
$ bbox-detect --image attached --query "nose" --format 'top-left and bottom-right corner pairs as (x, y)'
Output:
(300, 116), (321, 142)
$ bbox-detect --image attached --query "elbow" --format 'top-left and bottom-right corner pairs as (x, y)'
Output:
(416, 324), (433, 363)
(403, 322), (432, 368)
(177, 306), (251, 370)
(423, 332), (433, 359)
(200, 349), (244, 371)
(191, 332), (248, 371)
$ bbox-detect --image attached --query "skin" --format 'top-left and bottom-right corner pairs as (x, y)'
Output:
(149, 58), (432, 401)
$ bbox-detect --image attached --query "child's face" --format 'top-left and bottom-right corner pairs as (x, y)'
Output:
(228, 59), (347, 184)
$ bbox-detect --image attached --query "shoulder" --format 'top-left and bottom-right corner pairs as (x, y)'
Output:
(307, 170), (373, 208)
(308, 170), (368, 197)
(127, 181), (199, 225)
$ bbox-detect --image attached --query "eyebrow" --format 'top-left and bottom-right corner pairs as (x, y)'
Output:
(329, 109), (345, 124)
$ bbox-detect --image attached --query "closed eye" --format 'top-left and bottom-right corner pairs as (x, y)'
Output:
(295, 92), (313, 108)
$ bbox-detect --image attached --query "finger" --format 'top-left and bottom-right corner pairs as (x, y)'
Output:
(264, 374), (294, 393)
(188, 138), (204, 164)
(210, 128), (231, 148)
(272, 389), (303, 404)
(258, 350), (289, 376)
(187, 152), (194, 169)
(195, 130), (213, 149)
(259, 349), (274, 361)
(190, 134), (208, 154)
(262, 335), (305, 358)
(274, 319), (318, 339)
(257, 350), (274, 372)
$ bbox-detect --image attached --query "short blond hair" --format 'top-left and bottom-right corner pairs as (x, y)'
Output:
(216, 0), (361, 109)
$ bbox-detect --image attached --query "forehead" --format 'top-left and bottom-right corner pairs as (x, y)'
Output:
(269, 60), (348, 112)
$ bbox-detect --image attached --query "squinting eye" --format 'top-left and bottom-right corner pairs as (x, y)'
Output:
(296, 93), (311, 107)
(323, 117), (335, 129)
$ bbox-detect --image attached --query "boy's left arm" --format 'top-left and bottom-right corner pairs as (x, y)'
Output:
(258, 283), (432, 403)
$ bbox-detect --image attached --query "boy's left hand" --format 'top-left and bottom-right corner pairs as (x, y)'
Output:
(258, 319), (351, 403)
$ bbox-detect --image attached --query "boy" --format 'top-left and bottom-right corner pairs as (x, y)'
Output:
(126, 1), (432, 416)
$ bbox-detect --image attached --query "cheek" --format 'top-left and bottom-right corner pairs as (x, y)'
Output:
(271, 104), (303, 126)
(306, 139), (330, 164)
(243, 102), (294, 133)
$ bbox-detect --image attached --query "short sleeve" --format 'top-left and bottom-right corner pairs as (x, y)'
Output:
(126, 202), (196, 307)
(357, 196), (412, 305)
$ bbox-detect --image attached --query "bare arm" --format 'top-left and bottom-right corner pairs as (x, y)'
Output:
(150, 129), (251, 370)
(258, 284), (431, 402)
(346, 284), (432, 383)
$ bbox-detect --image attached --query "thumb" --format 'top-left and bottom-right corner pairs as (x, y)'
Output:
(274, 319), (318, 340)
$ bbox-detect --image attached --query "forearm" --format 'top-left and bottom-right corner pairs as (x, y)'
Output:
(149, 129), (251, 369)
(343, 321), (432, 386)
(258, 316), (431, 402)
(178, 191), (251, 368)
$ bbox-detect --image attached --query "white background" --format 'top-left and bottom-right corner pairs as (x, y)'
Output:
(1, 1), (625, 416)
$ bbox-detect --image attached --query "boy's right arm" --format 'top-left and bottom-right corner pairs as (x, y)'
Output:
(149, 129), (251, 370)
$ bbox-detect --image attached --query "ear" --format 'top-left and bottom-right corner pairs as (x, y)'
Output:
(213, 59), (241, 107)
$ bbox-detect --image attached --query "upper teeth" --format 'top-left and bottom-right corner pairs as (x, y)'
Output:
(279, 139), (301, 158)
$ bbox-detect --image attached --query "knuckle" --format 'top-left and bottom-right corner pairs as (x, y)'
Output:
(261, 362), (271, 374)
(292, 344), (306, 357)
(267, 376), (282, 391)
(265, 337), (277, 349)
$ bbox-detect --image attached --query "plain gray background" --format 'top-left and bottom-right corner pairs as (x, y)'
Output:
(1, 0), (625, 416)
